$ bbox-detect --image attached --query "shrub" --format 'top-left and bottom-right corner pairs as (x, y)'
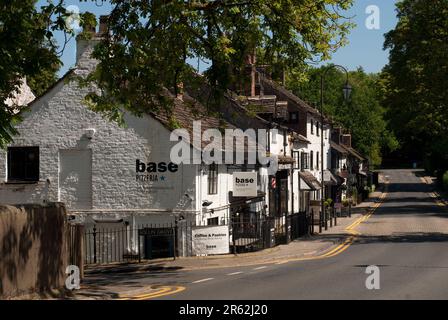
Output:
(324, 198), (333, 207)
(443, 171), (448, 191)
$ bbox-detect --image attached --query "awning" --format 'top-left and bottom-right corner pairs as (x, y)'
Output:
(330, 141), (348, 155)
(299, 171), (322, 191)
(357, 171), (368, 177)
(343, 146), (365, 161)
(291, 132), (311, 144)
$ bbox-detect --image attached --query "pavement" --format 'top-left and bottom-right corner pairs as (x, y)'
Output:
(71, 182), (387, 300)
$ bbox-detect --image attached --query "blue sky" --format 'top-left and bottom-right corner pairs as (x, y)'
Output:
(37, 0), (399, 77)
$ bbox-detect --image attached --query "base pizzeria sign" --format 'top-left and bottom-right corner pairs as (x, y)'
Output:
(233, 172), (258, 197)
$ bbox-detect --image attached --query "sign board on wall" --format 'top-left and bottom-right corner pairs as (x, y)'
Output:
(232, 172), (257, 197)
(192, 225), (230, 256)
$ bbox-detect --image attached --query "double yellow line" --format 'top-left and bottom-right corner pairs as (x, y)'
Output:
(117, 286), (186, 300)
(430, 192), (447, 207)
(114, 187), (388, 300)
(319, 187), (388, 259)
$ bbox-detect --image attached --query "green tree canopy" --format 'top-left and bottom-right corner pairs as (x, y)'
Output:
(0, 0), (70, 147)
(81, 0), (354, 123)
(1, 1), (355, 147)
(287, 65), (398, 167)
(381, 0), (448, 174)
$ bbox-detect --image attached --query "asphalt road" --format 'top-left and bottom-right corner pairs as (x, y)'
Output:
(94, 169), (448, 300)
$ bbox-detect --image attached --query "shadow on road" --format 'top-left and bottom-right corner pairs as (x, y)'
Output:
(352, 232), (448, 245)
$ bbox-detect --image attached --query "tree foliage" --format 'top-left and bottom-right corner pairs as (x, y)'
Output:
(287, 65), (398, 167)
(82, 0), (354, 123)
(381, 0), (448, 174)
(0, 0), (70, 147)
(1, 0), (355, 147)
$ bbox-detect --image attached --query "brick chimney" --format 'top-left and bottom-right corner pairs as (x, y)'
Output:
(99, 15), (109, 35)
(247, 53), (256, 97)
(76, 15), (109, 73)
(331, 127), (342, 144)
(341, 134), (352, 148)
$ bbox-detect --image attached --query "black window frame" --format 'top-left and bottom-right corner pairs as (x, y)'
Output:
(7, 146), (40, 183)
(207, 217), (219, 226)
(292, 151), (300, 170)
(300, 152), (309, 170)
(207, 163), (218, 195)
(310, 119), (314, 134)
(289, 112), (299, 124)
(310, 150), (314, 169)
(316, 151), (320, 170)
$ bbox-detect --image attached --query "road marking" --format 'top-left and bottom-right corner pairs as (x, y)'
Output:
(428, 191), (447, 207)
(114, 184), (390, 301)
(192, 278), (214, 284)
(173, 185), (390, 274)
(132, 287), (172, 300)
(345, 215), (366, 230)
(316, 184), (389, 259)
(117, 286), (186, 300)
(135, 286), (186, 300)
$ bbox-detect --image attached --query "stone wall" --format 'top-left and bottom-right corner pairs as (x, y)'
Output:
(0, 203), (73, 298)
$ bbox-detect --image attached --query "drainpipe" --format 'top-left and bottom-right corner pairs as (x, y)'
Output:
(250, 53), (256, 97)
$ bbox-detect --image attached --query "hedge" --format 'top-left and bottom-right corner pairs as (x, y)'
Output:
(443, 171), (448, 191)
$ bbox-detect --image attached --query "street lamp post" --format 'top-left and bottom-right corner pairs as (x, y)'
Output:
(320, 65), (351, 233)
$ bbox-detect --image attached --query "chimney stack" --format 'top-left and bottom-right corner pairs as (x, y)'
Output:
(331, 127), (342, 143)
(245, 53), (256, 97)
(341, 134), (352, 148)
(99, 15), (109, 36)
(76, 15), (107, 71)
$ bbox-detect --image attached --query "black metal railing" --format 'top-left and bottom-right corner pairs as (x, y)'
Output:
(83, 213), (312, 266)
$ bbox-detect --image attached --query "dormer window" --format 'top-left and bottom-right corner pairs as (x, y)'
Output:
(289, 112), (298, 124)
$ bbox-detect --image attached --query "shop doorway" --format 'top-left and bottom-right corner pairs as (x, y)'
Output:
(139, 228), (175, 260)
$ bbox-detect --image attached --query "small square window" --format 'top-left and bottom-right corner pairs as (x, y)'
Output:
(289, 112), (298, 123)
(207, 217), (219, 226)
(7, 147), (40, 182)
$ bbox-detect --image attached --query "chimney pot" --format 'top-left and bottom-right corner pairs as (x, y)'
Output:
(99, 15), (109, 36)
(341, 134), (352, 148)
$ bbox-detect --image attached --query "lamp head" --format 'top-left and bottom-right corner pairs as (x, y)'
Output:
(343, 82), (352, 101)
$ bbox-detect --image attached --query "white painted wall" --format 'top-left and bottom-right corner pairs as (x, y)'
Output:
(0, 38), (199, 227)
(306, 114), (331, 200)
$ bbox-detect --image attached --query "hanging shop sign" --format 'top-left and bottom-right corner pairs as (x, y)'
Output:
(233, 172), (258, 197)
